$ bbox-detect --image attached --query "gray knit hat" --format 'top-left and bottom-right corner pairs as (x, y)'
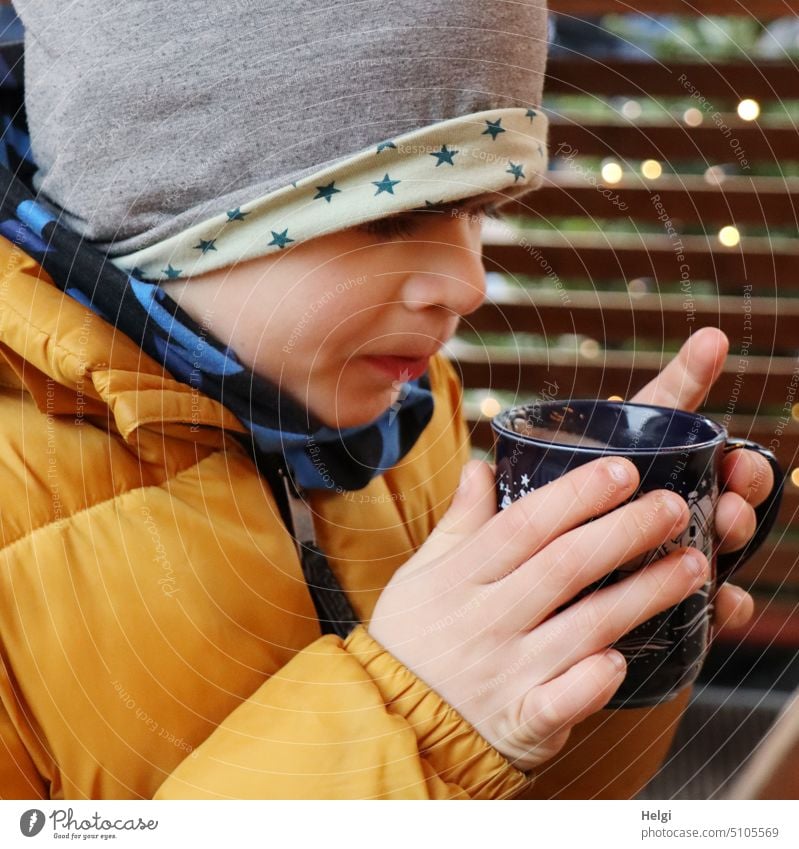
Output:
(17, 0), (549, 281)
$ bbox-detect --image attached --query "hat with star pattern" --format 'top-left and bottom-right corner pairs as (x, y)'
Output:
(20, 1), (549, 282)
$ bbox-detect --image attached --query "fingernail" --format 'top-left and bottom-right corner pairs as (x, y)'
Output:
(606, 650), (626, 671)
(683, 549), (708, 579)
(662, 494), (686, 521)
(608, 460), (631, 484)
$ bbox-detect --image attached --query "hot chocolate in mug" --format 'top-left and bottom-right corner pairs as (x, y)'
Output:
(491, 399), (785, 709)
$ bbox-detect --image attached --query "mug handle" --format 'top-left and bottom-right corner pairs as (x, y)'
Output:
(716, 438), (785, 585)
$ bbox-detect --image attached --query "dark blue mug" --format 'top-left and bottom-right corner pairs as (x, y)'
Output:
(491, 399), (785, 709)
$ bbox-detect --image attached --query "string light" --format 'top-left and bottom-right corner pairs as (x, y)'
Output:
(621, 100), (642, 120)
(790, 468), (799, 488)
(608, 395), (624, 402)
(641, 159), (663, 179)
(601, 161), (623, 184)
(737, 99), (760, 121)
(792, 402), (799, 422)
(480, 396), (502, 418)
(718, 225), (741, 247)
(683, 107), (704, 127)
(579, 338), (601, 358)
(704, 165), (727, 185)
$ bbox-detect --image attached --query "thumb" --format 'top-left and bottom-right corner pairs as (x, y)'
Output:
(429, 459), (498, 543)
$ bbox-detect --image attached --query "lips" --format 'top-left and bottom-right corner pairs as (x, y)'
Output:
(363, 355), (431, 381)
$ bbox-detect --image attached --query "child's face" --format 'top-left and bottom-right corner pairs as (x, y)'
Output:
(162, 200), (493, 428)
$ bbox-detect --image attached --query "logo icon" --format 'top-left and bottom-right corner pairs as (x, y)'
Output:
(388, 369), (412, 425)
(19, 809), (45, 837)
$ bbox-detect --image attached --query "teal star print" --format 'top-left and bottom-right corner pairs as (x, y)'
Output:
(193, 238), (218, 253)
(373, 173), (400, 195)
(507, 162), (525, 182)
(482, 118), (505, 140)
(314, 181), (341, 203)
(376, 140), (397, 154)
(127, 266), (146, 279)
(430, 144), (459, 166)
(268, 229), (294, 249)
(162, 264), (182, 279)
(525, 108), (538, 122)
(226, 207), (249, 221)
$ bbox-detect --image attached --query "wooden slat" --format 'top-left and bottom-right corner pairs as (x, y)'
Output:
(468, 288), (799, 354)
(545, 58), (799, 101)
(550, 118), (798, 164)
(506, 174), (799, 228)
(464, 411), (799, 480)
(737, 538), (799, 594)
(448, 343), (799, 407)
(550, 0), (799, 19)
(482, 231), (799, 292)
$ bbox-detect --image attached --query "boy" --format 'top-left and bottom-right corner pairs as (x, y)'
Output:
(0, 1), (768, 799)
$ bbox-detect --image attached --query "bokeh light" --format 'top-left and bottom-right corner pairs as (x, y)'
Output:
(579, 338), (601, 358)
(641, 159), (663, 179)
(601, 161), (623, 184)
(608, 395), (624, 402)
(737, 98), (761, 121)
(790, 468), (799, 488)
(622, 100), (643, 120)
(480, 396), (502, 418)
(718, 225), (741, 247)
(792, 402), (799, 422)
(683, 107), (704, 126)
(704, 165), (727, 185)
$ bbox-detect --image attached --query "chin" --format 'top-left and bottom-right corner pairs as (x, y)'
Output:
(319, 393), (394, 430)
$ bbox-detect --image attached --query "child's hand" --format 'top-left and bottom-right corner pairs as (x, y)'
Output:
(368, 456), (707, 772)
(629, 326), (772, 635)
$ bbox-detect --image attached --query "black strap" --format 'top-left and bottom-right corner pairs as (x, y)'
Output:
(247, 443), (360, 639)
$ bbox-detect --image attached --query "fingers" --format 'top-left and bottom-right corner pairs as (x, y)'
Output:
(516, 650), (627, 760)
(473, 456), (640, 583)
(525, 546), (709, 683)
(630, 326), (728, 412)
(712, 583), (755, 634)
(400, 460), (497, 574)
(715, 491), (757, 554)
(721, 449), (774, 508)
(433, 460), (498, 536)
(496, 488), (690, 631)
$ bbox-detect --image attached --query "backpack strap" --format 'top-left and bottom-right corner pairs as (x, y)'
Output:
(252, 446), (360, 639)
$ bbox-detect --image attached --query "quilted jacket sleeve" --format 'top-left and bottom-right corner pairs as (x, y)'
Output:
(154, 625), (530, 800)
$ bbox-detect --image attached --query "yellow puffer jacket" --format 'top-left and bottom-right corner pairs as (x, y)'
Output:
(0, 237), (689, 800)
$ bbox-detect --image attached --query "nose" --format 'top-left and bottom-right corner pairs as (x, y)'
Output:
(399, 214), (487, 318)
